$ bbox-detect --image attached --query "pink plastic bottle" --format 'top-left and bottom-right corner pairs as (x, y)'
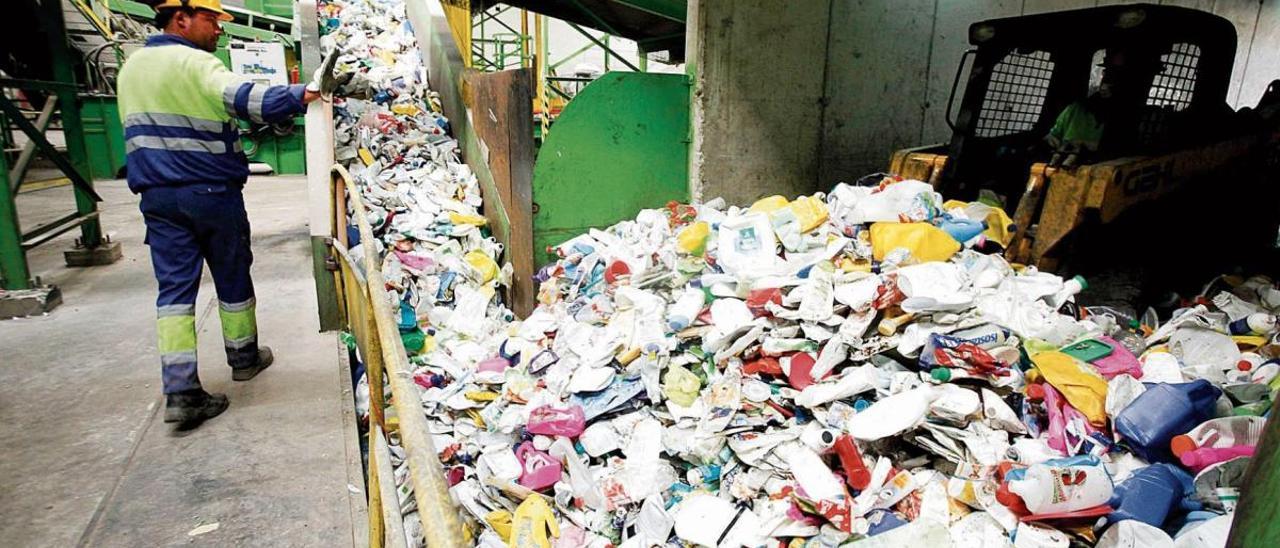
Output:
(516, 441), (562, 491)
(1179, 445), (1256, 473)
(526, 404), (586, 437)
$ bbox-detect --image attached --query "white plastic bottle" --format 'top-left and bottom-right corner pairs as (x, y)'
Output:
(1229, 313), (1277, 336)
(1044, 275), (1088, 310)
(847, 385), (939, 441)
(667, 288), (706, 331)
(1170, 416), (1267, 456)
(1007, 461), (1113, 514)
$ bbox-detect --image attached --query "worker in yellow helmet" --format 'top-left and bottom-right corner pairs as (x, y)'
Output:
(117, 0), (336, 429)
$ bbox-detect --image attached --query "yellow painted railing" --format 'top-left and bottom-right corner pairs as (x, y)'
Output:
(330, 165), (467, 548)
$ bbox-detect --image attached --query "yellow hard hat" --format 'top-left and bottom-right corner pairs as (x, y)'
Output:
(152, 0), (234, 22)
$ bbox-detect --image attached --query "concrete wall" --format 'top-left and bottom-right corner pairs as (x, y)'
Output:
(687, 0), (833, 205)
(687, 0), (1280, 203)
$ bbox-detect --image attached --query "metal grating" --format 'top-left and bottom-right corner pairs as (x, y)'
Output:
(1147, 42), (1200, 111)
(1140, 43), (1200, 147)
(975, 50), (1055, 138)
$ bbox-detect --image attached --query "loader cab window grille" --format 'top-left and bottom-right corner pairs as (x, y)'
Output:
(975, 50), (1054, 138)
(1140, 42), (1200, 147)
(1146, 42), (1200, 111)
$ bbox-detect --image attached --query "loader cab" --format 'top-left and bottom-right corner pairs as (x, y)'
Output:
(937, 4), (1237, 206)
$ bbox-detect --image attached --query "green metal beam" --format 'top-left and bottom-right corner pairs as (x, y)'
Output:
(635, 31), (685, 47)
(565, 0), (623, 37)
(549, 41), (597, 71)
(22, 212), (100, 251)
(0, 141), (31, 289)
(472, 6), (531, 71)
(0, 97), (102, 203)
(565, 22), (639, 72)
(226, 2), (295, 26)
(39, 0), (104, 247)
(106, 0), (153, 19)
(0, 78), (78, 93)
(546, 83), (572, 101)
(475, 5), (520, 36)
(604, 0), (685, 23)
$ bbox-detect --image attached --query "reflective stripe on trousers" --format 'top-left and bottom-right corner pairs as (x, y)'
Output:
(157, 303), (200, 393)
(219, 297), (259, 368)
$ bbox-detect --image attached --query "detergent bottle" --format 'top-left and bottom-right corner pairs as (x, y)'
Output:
(1006, 457), (1113, 514)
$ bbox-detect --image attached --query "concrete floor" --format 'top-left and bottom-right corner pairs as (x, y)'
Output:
(0, 177), (366, 547)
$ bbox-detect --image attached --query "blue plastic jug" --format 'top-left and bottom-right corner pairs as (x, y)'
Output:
(1107, 463), (1194, 527)
(1114, 381), (1221, 462)
(937, 217), (987, 244)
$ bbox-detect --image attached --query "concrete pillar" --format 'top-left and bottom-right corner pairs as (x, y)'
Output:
(686, 0), (833, 206)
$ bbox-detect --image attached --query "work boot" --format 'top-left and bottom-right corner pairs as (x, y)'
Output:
(164, 390), (230, 426)
(232, 346), (275, 381)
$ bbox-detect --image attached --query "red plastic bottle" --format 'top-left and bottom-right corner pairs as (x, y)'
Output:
(834, 434), (872, 490)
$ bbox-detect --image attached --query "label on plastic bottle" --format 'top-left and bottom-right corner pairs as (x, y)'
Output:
(1215, 487), (1240, 512)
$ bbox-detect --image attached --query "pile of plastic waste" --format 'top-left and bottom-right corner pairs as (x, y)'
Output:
(320, 0), (514, 357)
(321, 2), (1276, 547)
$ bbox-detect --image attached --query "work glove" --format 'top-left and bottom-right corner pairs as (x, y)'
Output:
(509, 495), (559, 548)
(306, 53), (341, 101)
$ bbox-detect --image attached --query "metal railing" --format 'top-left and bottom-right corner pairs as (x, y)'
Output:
(329, 165), (466, 548)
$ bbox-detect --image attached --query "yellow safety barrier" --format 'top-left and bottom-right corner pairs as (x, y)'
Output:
(331, 165), (467, 548)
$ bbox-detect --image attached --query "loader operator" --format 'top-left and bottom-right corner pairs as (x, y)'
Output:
(117, 0), (333, 429)
(1046, 49), (1159, 167)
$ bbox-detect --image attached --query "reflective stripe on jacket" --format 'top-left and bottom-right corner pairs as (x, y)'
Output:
(116, 34), (306, 192)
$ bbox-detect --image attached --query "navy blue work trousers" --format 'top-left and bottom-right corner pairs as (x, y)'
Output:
(140, 184), (259, 394)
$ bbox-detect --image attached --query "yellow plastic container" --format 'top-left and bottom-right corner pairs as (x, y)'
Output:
(1031, 351), (1109, 426)
(465, 250), (499, 283)
(450, 212), (489, 226)
(748, 195), (790, 215)
(789, 195), (830, 233)
(391, 103), (421, 116)
(869, 222), (961, 262)
(676, 221), (711, 256)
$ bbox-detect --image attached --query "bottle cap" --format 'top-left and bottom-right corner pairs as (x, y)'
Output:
(1128, 319), (1141, 330)
(1170, 434), (1197, 457)
(1026, 383), (1046, 402)
(604, 260), (630, 284)
(994, 481), (1024, 510)
(1072, 275), (1088, 290)
(931, 368), (953, 382)
(1238, 360), (1253, 371)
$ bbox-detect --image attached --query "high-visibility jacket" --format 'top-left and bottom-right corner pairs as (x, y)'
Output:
(116, 34), (306, 192)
